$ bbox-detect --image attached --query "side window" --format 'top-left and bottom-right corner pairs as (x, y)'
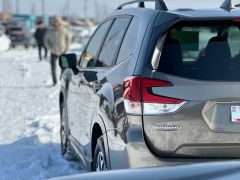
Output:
(228, 26), (240, 57)
(116, 17), (140, 64)
(96, 17), (132, 67)
(80, 20), (112, 68)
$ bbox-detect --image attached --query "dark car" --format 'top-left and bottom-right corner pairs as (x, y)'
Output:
(59, 0), (240, 172)
(7, 26), (32, 48)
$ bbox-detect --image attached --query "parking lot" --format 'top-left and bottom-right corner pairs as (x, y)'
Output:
(0, 48), (84, 179)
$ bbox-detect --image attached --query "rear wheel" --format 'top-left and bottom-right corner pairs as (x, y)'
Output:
(24, 43), (29, 49)
(93, 136), (108, 171)
(60, 102), (76, 160)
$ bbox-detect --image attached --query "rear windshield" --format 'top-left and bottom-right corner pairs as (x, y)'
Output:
(10, 27), (22, 31)
(157, 21), (240, 81)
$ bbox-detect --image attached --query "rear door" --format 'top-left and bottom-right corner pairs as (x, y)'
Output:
(67, 20), (113, 142)
(143, 20), (240, 158)
(77, 16), (132, 156)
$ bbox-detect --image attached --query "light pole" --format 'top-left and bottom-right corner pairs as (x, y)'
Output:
(84, 0), (88, 19)
(66, 0), (70, 18)
(42, 0), (45, 17)
(16, 0), (20, 14)
(2, 0), (6, 13)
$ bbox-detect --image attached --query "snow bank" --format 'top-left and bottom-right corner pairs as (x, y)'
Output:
(0, 34), (11, 51)
(0, 48), (85, 180)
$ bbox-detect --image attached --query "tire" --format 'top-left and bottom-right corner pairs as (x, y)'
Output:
(60, 101), (76, 161)
(93, 136), (108, 171)
(24, 44), (29, 49)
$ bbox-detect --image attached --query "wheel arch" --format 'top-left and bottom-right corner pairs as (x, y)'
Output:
(91, 123), (103, 159)
(59, 86), (67, 110)
(91, 115), (111, 170)
(59, 92), (64, 108)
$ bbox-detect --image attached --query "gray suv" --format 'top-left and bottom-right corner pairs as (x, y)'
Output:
(59, 0), (240, 172)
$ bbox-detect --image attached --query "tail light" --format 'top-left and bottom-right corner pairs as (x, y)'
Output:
(14, 31), (24, 35)
(123, 76), (187, 115)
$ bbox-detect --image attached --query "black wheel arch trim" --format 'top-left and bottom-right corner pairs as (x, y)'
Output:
(90, 114), (111, 170)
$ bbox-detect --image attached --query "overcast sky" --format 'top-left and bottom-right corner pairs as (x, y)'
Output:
(1, 0), (236, 19)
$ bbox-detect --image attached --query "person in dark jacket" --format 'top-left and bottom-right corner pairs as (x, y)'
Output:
(34, 20), (48, 61)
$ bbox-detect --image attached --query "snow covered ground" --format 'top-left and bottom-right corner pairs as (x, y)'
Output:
(0, 48), (85, 179)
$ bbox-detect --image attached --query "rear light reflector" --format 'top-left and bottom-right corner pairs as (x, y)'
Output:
(123, 100), (142, 115)
(143, 102), (187, 115)
(123, 76), (187, 115)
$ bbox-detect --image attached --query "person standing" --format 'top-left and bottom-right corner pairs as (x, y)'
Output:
(34, 20), (48, 61)
(44, 16), (70, 86)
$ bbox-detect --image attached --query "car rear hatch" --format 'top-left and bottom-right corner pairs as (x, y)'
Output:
(141, 19), (240, 158)
(9, 28), (25, 41)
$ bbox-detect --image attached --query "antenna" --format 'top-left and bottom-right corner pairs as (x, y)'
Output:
(220, 0), (235, 12)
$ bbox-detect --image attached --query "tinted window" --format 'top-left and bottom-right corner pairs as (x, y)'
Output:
(80, 20), (112, 68)
(116, 18), (140, 64)
(10, 28), (22, 31)
(97, 17), (132, 67)
(157, 21), (240, 81)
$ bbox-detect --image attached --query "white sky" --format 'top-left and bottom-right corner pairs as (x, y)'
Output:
(1, 0), (239, 18)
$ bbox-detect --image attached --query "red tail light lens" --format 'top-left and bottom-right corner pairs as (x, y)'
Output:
(234, 18), (240, 22)
(123, 77), (142, 114)
(123, 76), (187, 115)
(141, 77), (183, 104)
(123, 76), (141, 102)
(15, 31), (25, 35)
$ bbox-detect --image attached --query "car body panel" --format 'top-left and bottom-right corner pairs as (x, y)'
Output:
(59, 5), (240, 171)
(51, 161), (240, 180)
(140, 18), (240, 158)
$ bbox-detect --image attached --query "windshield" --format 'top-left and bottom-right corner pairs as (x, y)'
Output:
(9, 27), (22, 31)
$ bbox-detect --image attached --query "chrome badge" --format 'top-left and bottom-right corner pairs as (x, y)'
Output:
(153, 124), (182, 131)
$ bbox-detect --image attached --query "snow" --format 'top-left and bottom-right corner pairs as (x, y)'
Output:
(0, 47), (85, 179)
(0, 34), (11, 51)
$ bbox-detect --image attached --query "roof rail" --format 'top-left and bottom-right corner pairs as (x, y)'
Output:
(220, 0), (235, 12)
(116, 0), (168, 11)
(220, 0), (240, 12)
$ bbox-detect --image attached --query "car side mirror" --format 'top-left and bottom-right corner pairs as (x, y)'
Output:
(59, 53), (77, 69)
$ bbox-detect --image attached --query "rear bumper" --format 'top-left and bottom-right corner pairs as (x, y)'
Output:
(124, 142), (212, 168)
(107, 115), (240, 170)
(108, 133), (240, 170)
(143, 101), (240, 158)
(125, 142), (240, 168)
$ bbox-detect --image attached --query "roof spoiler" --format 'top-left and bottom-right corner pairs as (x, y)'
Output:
(116, 0), (168, 11)
(220, 0), (240, 12)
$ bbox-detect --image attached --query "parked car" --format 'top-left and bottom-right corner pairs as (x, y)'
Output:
(59, 0), (240, 172)
(7, 26), (34, 49)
